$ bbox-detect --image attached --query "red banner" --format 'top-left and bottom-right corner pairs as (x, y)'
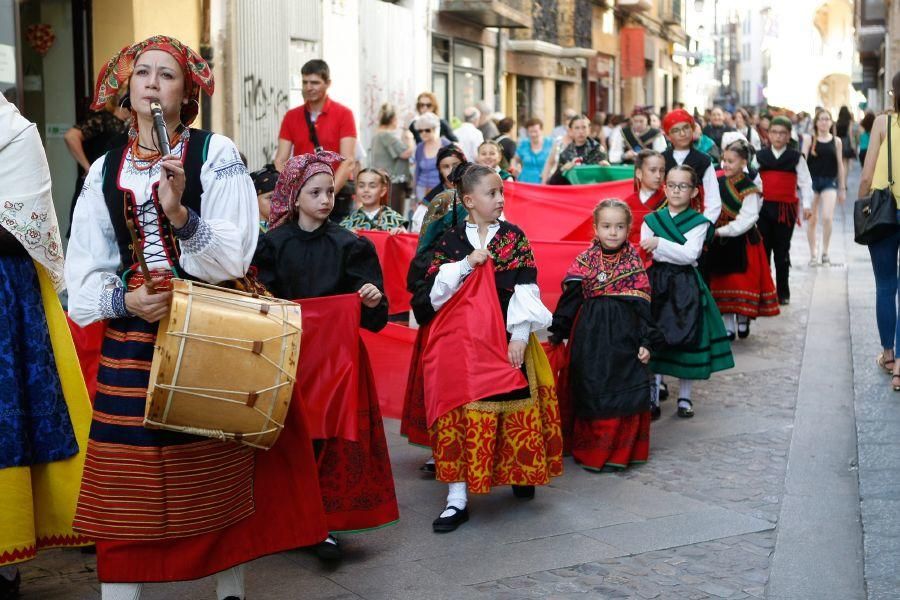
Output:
(292, 294), (363, 441)
(358, 231), (417, 314)
(532, 239), (589, 312)
(620, 27), (646, 79)
(360, 323), (417, 419)
(503, 179), (635, 242)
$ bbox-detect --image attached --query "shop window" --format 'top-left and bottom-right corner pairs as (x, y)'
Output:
(431, 36), (486, 120)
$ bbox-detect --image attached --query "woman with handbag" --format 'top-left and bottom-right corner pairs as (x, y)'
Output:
(858, 72), (900, 391)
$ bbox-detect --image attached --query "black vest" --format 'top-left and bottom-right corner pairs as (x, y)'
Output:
(663, 147), (712, 179)
(101, 129), (212, 277)
(756, 147), (801, 173)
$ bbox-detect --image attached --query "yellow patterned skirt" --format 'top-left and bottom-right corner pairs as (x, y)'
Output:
(429, 335), (564, 494)
(0, 265), (92, 566)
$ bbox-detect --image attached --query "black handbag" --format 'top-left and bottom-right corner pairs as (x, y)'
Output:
(854, 115), (899, 245)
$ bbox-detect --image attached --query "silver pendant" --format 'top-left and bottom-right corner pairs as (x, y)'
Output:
(597, 272), (608, 283)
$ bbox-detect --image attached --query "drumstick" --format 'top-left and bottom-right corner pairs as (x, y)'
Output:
(125, 200), (156, 294)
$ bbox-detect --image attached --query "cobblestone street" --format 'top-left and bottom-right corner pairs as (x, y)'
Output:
(16, 171), (893, 599)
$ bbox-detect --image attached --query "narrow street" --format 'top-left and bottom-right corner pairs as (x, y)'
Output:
(17, 167), (897, 600)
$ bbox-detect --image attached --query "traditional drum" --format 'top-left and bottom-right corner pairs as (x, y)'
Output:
(145, 279), (302, 449)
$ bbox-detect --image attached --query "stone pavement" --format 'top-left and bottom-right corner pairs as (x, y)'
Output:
(19, 172), (888, 600)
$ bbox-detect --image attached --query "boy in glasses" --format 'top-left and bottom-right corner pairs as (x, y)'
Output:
(755, 116), (814, 305)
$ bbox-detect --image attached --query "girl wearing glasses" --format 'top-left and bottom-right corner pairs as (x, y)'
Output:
(661, 109), (722, 226)
(640, 166), (735, 419)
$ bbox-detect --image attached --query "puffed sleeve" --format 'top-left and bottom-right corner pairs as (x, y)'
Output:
(716, 192), (761, 238)
(701, 164), (722, 225)
(65, 157), (127, 326)
(641, 220), (708, 266)
(429, 256), (473, 311)
(507, 283), (552, 341)
(346, 236), (388, 332)
(548, 280), (583, 344)
(181, 134), (259, 283)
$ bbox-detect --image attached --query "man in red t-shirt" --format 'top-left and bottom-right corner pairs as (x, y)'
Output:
(275, 60), (357, 217)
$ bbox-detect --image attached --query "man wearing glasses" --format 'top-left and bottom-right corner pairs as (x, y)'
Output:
(409, 92), (458, 144)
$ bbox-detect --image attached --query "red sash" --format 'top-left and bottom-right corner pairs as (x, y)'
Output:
(759, 170), (799, 203)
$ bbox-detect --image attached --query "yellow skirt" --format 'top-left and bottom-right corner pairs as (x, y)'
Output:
(0, 264), (92, 566)
(430, 335), (564, 494)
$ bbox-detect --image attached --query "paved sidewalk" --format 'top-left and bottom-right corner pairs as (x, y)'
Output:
(19, 184), (881, 600)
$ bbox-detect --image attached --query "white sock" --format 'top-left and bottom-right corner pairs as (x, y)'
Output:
(101, 583), (143, 600)
(215, 565), (245, 600)
(679, 379), (693, 400)
(0, 566), (17, 582)
(655, 374), (664, 388)
(441, 482), (468, 517)
(723, 313), (737, 334)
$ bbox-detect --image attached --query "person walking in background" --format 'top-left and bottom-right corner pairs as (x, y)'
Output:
(546, 114), (608, 185)
(802, 108), (845, 266)
(835, 106), (858, 180)
(63, 97), (129, 234)
(858, 72), (900, 391)
(513, 117), (554, 184)
(859, 110), (875, 166)
(475, 100), (499, 140)
(369, 102), (415, 214)
(734, 108), (762, 152)
(608, 108), (668, 164)
(274, 59), (357, 221)
(413, 111), (451, 202)
(494, 117), (517, 167)
(453, 106), (484, 162)
(409, 91), (457, 144)
(702, 107), (736, 151)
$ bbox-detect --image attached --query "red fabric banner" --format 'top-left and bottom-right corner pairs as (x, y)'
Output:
(620, 27), (646, 79)
(422, 261), (527, 426)
(358, 231), (417, 314)
(503, 179), (635, 242)
(531, 239), (590, 312)
(66, 317), (105, 403)
(292, 294), (363, 441)
(360, 323), (418, 419)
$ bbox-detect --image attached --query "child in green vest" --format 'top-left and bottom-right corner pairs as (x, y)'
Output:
(640, 165), (735, 418)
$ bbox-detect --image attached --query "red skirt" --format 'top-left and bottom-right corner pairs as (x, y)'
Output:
(710, 237), (780, 318)
(314, 343), (399, 532)
(399, 327), (431, 447)
(571, 412), (651, 470)
(79, 317), (329, 583)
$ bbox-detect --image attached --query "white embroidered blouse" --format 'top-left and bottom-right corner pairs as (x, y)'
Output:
(65, 132), (259, 326)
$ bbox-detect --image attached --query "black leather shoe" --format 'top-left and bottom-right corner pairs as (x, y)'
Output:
(0, 570), (20, 600)
(658, 381), (669, 401)
(738, 323), (750, 339)
(314, 535), (342, 561)
(650, 404), (661, 421)
(433, 506), (469, 533)
(419, 460), (436, 476)
(779, 297), (790, 306)
(512, 485), (535, 499)
(726, 331), (736, 341)
(677, 399), (694, 419)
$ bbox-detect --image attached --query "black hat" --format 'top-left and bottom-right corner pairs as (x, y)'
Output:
(250, 164), (279, 194)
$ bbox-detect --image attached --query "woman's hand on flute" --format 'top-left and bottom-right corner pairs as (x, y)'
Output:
(157, 154), (189, 228)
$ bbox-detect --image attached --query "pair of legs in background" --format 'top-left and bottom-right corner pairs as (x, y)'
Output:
(868, 216), (900, 391)
(807, 177), (839, 266)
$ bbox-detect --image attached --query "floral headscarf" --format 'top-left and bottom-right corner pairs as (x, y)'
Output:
(92, 35), (214, 126)
(268, 151), (345, 230)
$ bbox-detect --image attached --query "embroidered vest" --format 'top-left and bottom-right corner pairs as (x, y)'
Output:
(101, 129), (212, 277)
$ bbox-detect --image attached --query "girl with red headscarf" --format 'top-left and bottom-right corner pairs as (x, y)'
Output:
(253, 151), (399, 559)
(65, 36), (329, 599)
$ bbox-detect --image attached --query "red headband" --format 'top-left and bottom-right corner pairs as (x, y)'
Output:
(662, 109), (694, 134)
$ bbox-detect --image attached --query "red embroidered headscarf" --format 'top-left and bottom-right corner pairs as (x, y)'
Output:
(268, 151), (345, 230)
(92, 35), (214, 126)
(662, 109), (695, 135)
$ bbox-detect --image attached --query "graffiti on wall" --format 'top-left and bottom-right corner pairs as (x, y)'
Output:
(361, 73), (414, 148)
(243, 75), (290, 122)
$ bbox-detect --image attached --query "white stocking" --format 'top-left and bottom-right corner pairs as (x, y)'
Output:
(678, 379), (693, 401)
(101, 583), (143, 600)
(216, 565), (245, 600)
(441, 482), (468, 517)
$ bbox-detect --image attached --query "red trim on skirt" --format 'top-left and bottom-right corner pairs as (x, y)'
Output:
(710, 237), (781, 318)
(571, 412), (651, 470)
